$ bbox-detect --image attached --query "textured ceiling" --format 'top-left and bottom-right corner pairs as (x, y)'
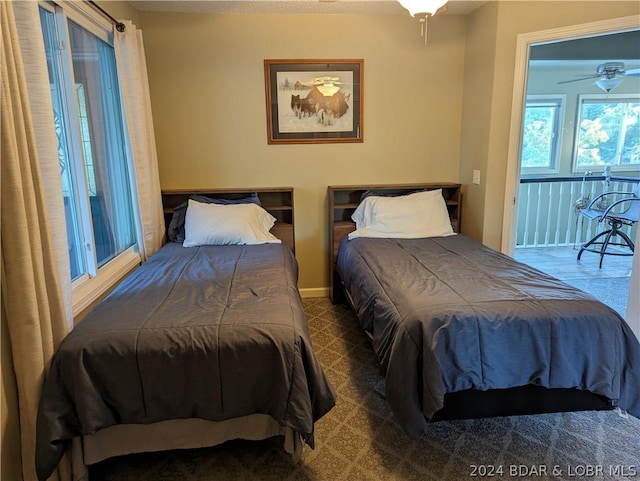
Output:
(128, 0), (488, 15)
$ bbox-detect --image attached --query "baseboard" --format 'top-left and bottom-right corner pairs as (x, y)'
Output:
(299, 287), (330, 298)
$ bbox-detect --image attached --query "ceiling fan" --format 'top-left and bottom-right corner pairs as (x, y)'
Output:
(557, 61), (640, 92)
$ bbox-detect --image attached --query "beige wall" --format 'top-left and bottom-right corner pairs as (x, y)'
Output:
(458, 1), (499, 242)
(140, 12), (467, 291)
(140, 2), (640, 290)
(100, 0), (141, 25)
(461, 1), (640, 249)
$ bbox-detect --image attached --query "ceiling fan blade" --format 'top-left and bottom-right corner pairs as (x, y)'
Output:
(557, 75), (600, 85)
(625, 68), (640, 76)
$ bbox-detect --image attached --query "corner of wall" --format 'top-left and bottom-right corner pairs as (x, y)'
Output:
(458, 2), (499, 243)
(97, 1), (142, 27)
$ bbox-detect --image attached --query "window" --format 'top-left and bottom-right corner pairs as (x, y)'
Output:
(520, 96), (564, 173)
(39, 3), (140, 312)
(575, 95), (640, 172)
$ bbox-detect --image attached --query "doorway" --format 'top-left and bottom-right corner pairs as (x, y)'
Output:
(502, 16), (640, 320)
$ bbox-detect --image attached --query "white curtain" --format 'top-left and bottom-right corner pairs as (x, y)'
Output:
(2, 2), (72, 480)
(114, 22), (164, 260)
(13, 0), (73, 329)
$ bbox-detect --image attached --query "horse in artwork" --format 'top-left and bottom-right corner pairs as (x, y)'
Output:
(291, 87), (350, 125)
(302, 87), (350, 125)
(316, 91), (349, 125)
(290, 94), (316, 118)
(327, 91), (349, 118)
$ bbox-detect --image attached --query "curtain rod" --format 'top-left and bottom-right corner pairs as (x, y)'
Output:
(86, 1), (126, 32)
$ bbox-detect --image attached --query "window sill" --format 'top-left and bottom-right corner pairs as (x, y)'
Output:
(71, 247), (141, 318)
(520, 169), (560, 178)
(574, 166), (640, 174)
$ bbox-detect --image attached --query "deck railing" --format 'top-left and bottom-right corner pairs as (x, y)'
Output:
(515, 175), (639, 248)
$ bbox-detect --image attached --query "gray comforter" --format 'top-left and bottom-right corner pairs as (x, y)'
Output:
(336, 234), (640, 438)
(36, 243), (335, 480)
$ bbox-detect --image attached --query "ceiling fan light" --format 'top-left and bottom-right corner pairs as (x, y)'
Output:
(595, 77), (623, 93)
(397, 0), (447, 17)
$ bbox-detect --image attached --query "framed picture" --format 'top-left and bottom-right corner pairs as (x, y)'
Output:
(264, 59), (363, 144)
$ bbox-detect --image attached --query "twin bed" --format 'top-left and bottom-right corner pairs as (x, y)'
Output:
(36, 188), (336, 481)
(36, 183), (640, 480)
(329, 183), (640, 438)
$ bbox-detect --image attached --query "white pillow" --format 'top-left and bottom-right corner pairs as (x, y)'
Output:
(348, 189), (455, 240)
(183, 200), (281, 247)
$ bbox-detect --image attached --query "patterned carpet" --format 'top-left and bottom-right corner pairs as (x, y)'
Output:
(91, 298), (640, 481)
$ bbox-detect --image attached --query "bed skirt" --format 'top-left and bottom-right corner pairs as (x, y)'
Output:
(71, 414), (303, 481)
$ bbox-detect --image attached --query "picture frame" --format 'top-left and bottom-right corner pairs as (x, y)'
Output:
(264, 59), (363, 144)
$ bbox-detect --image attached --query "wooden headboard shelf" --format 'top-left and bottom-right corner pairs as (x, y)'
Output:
(328, 183), (462, 302)
(161, 187), (295, 252)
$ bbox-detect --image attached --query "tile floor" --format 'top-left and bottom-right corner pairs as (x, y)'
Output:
(513, 245), (633, 280)
(513, 245), (633, 317)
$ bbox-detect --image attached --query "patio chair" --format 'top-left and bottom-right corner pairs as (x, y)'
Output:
(577, 182), (640, 268)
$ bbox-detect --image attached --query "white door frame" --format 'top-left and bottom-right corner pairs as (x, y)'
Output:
(501, 15), (640, 256)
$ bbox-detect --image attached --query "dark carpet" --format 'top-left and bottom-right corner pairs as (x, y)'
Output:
(90, 298), (640, 481)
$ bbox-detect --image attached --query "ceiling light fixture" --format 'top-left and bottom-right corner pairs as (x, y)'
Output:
(397, 0), (448, 45)
(397, 0), (447, 16)
(595, 77), (623, 93)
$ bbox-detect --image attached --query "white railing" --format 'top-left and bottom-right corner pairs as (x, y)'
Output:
(515, 176), (638, 248)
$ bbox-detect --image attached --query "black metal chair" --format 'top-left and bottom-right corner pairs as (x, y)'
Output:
(577, 183), (640, 268)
